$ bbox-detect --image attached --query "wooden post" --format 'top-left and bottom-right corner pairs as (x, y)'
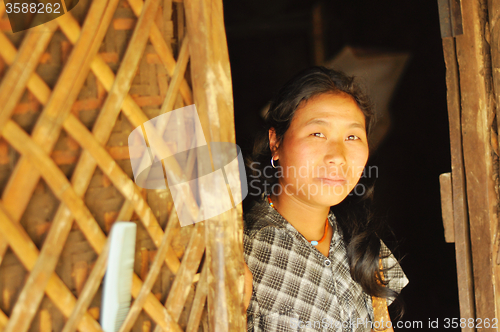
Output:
(184, 0), (246, 331)
(455, 0), (499, 325)
(442, 35), (476, 329)
(486, 0), (500, 325)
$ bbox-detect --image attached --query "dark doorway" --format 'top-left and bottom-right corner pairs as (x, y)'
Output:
(224, 1), (459, 330)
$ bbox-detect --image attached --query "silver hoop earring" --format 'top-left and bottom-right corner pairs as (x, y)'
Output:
(271, 157), (277, 168)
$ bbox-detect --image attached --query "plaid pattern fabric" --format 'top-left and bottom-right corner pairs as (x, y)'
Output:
(243, 194), (409, 332)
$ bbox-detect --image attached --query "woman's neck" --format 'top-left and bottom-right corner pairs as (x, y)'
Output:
(269, 191), (330, 241)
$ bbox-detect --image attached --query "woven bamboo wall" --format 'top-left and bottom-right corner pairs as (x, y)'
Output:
(0, 0), (245, 331)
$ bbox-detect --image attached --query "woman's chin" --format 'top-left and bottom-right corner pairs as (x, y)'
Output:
(307, 185), (352, 205)
(307, 193), (348, 207)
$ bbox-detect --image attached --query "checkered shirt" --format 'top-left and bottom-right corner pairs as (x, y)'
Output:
(243, 194), (409, 332)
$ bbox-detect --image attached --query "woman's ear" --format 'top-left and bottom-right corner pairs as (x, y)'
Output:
(269, 128), (279, 160)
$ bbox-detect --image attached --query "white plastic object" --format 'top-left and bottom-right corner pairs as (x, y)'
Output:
(101, 222), (137, 332)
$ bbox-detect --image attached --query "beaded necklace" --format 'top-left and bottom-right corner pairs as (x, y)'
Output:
(267, 194), (329, 246)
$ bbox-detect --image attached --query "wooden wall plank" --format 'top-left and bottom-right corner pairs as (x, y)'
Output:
(486, 0), (500, 324)
(442, 36), (476, 329)
(455, 0), (498, 323)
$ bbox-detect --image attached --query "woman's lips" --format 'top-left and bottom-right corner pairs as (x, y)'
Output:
(317, 177), (347, 185)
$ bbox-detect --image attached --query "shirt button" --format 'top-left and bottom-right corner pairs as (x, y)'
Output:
(324, 259), (331, 266)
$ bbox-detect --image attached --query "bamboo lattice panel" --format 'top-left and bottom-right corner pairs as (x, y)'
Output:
(0, 0), (243, 331)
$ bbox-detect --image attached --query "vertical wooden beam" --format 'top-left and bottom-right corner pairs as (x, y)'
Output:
(455, 0), (498, 324)
(442, 36), (476, 330)
(184, 0), (245, 331)
(486, 0), (500, 324)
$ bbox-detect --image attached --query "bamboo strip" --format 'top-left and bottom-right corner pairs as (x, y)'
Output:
(222, 241), (243, 318)
(0, 204), (102, 332)
(131, 271), (183, 332)
(162, 221), (205, 322)
(127, 0), (193, 105)
(185, 261), (208, 332)
(0, 33), (52, 106)
(0, 0), (8, 270)
(61, 237), (111, 332)
(116, 198), (137, 223)
(0, 20), (57, 134)
(39, 310), (51, 332)
(176, 2), (185, 46)
(0, 309), (8, 332)
(2, 120), (182, 331)
(160, 33), (190, 115)
(140, 248), (150, 282)
(0, 225), (7, 269)
(118, 204), (181, 332)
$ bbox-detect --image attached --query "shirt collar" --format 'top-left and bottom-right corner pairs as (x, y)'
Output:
(259, 192), (338, 237)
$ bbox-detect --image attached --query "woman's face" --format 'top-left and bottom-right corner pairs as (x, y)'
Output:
(269, 92), (369, 207)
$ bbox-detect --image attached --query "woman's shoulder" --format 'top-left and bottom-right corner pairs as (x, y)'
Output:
(243, 195), (282, 239)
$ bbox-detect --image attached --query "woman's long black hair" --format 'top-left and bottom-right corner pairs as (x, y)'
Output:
(246, 66), (403, 311)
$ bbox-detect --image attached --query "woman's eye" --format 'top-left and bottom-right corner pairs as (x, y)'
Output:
(346, 135), (360, 141)
(312, 133), (325, 138)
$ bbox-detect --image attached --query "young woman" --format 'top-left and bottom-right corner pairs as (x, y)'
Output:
(242, 66), (408, 332)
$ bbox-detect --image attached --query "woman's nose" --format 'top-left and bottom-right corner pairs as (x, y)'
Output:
(324, 141), (347, 166)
